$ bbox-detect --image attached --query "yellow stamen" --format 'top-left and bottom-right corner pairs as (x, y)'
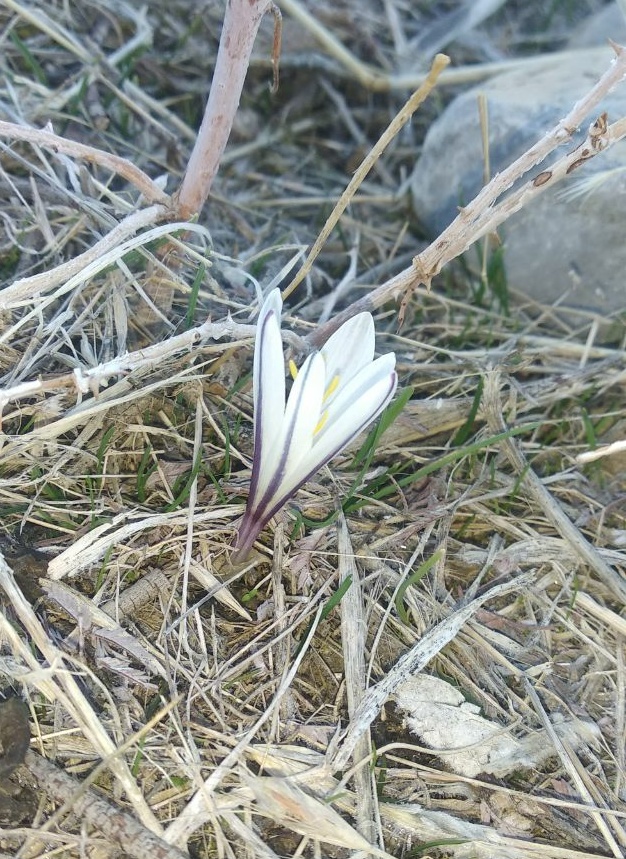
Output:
(314, 410), (329, 435)
(323, 374), (340, 402)
(289, 359), (298, 381)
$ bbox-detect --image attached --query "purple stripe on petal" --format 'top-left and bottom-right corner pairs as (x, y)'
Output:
(248, 353), (324, 527)
(248, 292), (285, 509)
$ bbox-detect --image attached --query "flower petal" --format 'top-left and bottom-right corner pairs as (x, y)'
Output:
(275, 353), (397, 502)
(320, 313), (375, 404)
(252, 351), (325, 521)
(249, 289), (285, 508)
(318, 352), (396, 444)
(280, 351), (326, 474)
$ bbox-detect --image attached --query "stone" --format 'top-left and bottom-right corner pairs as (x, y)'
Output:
(411, 39), (626, 311)
(569, 3), (626, 47)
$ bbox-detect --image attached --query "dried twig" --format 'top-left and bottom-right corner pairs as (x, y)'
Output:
(0, 317), (257, 416)
(0, 206), (169, 311)
(0, 120), (170, 206)
(175, 0), (278, 219)
(283, 53), (450, 300)
(277, 0), (614, 92)
(24, 752), (189, 859)
(305, 43), (626, 346)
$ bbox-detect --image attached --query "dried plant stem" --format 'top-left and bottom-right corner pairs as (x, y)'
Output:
(283, 53), (450, 301)
(483, 368), (626, 604)
(24, 752), (189, 859)
(330, 574), (533, 771)
(278, 0), (613, 92)
(0, 552), (162, 833)
(0, 120), (170, 205)
(338, 516), (378, 845)
(0, 205), (169, 310)
(306, 42), (626, 348)
(577, 438), (626, 463)
(406, 111), (626, 291)
(278, 0), (388, 90)
(175, 0), (276, 220)
(0, 317), (256, 417)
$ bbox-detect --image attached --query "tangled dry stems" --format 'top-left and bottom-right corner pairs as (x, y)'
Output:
(0, 1), (625, 858)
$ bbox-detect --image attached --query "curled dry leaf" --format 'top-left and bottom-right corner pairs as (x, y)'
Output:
(42, 579), (166, 679)
(241, 771), (394, 858)
(395, 675), (599, 779)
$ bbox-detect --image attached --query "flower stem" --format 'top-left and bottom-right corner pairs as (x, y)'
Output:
(231, 511), (262, 563)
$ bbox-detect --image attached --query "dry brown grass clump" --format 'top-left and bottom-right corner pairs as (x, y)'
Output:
(0, 1), (625, 858)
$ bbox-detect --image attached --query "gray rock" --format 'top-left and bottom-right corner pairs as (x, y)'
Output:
(569, 3), (626, 48)
(411, 42), (626, 311)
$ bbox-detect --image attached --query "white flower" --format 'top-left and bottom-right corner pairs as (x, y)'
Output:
(234, 288), (397, 559)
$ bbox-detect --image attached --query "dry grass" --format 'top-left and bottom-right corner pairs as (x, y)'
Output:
(1, 1), (625, 858)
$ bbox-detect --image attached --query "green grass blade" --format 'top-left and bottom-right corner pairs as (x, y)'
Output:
(164, 450), (204, 512)
(367, 422), (538, 502)
(352, 386), (413, 471)
(395, 550), (442, 625)
(185, 264), (205, 330)
(451, 377), (483, 446)
(294, 576), (353, 659)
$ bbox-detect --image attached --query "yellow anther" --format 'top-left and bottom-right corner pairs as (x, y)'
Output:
(289, 359), (298, 380)
(323, 374), (340, 402)
(314, 410), (329, 436)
